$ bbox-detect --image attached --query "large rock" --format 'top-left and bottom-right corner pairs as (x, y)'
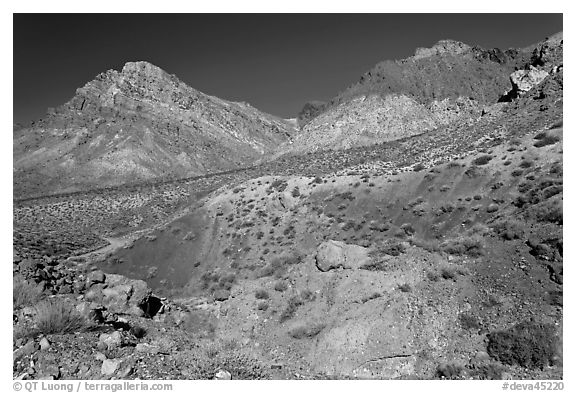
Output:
(510, 66), (549, 94)
(101, 359), (121, 376)
(82, 273), (161, 317)
(315, 240), (371, 272)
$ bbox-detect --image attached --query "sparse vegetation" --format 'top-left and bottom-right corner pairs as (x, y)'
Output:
(13, 278), (43, 308)
(472, 155), (493, 166)
(440, 235), (483, 257)
(34, 299), (88, 334)
(289, 323), (326, 339)
(459, 312), (482, 330)
(487, 321), (559, 369)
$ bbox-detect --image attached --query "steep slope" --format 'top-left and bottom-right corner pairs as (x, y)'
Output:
(284, 34), (561, 155)
(13, 61), (297, 198)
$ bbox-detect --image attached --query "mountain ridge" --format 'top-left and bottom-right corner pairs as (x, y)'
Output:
(13, 61), (297, 198)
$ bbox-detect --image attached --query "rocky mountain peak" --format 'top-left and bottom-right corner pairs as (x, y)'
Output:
(413, 39), (471, 60)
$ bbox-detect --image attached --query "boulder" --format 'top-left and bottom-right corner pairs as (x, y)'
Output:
(510, 66), (549, 94)
(315, 240), (371, 272)
(99, 331), (123, 350)
(39, 337), (51, 351)
(101, 359), (121, 376)
(215, 369), (232, 380)
(87, 270), (106, 286)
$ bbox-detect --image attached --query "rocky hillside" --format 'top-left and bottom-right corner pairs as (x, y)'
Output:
(285, 34), (561, 155)
(13, 61), (297, 198)
(13, 32), (562, 380)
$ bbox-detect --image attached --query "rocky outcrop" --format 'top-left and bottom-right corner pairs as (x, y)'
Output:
(499, 34), (562, 103)
(510, 66), (549, 93)
(315, 240), (370, 272)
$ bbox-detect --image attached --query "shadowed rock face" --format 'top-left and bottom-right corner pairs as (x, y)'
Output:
(14, 61), (297, 198)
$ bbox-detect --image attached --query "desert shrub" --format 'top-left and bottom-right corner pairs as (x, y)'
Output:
(254, 289), (269, 300)
(526, 198), (562, 224)
(400, 222), (415, 236)
(34, 299), (88, 334)
(490, 220), (524, 240)
(398, 283), (412, 293)
(440, 266), (458, 280)
(541, 185), (562, 200)
(436, 363), (463, 379)
(13, 278), (43, 309)
(279, 295), (304, 323)
(410, 238), (440, 252)
(274, 280), (288, 292)
(459, 312), (482, 330)
(426, 270), (440, 282)
(519, 160), (533, 168)
(472, 155), (493, 166)
(487, 321), (559, 369)
(183, 349), (269, 379)
(440, 235), (483, 257)
(289, 323), (325, 339)
(413, 163), (425, 172)
(468, 363), (505, 380)
(533, 133), (560, 148)
(257, 301), (269, 311)
(511, 169), (524, 177)
(369, 239), (407, 258)
(268, 179), (288, 193)
(258, 252), (302, 278)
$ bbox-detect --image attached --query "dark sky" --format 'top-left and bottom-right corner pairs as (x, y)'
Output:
(13, 13), (562, 124)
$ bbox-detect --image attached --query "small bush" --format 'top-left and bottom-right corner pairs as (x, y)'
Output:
(13, 278), (43, 309)
(255, 289), (269, 300)
(34, 299), (88, 334)
(472, 155), (493, 166)
(487, 321), (559, 369)
(279, 295), (305, 323)
(398, 283), (412, 293)
(413, 163), (425, 172)
(289, 323), (326, 339)
(274, 280), (288, 292)
(459, 312), (482, 330)
(440, 267), (458, 280)
(436, 363), (463, 379)
(440, 236), (483, 257)
(534, 133), (560, 148)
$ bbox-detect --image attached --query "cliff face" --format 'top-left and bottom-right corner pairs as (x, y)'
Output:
(14, 61), (297, 198)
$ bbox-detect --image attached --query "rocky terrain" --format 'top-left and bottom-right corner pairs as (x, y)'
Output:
(13, 61), (297, 198)
(13, 33), (562, 380)
(283, 34), (561, 155)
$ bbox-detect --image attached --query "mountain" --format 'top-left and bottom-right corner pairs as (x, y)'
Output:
(13, 61), (297, 198)
(13, 32), (563, 380)
(284, 34), (562, 155)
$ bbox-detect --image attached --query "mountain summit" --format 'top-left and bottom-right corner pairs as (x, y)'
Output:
(14, 61), (297, 198)
(286, 34), (562, 154)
